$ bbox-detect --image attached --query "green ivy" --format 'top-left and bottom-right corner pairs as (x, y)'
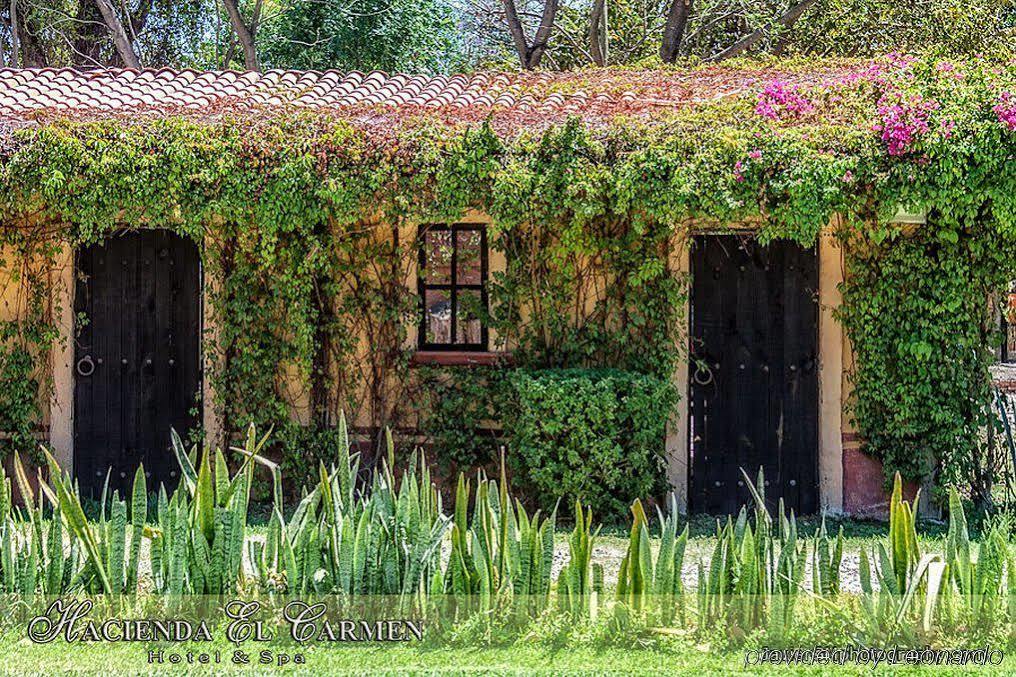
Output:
(839, 218), (1016, 491)
(417, 366), (507, 474)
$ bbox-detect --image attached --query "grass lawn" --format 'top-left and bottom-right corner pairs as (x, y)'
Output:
(0, 633), (1010, 675)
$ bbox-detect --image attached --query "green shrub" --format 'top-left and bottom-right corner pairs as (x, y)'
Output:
(274, 424), (354, 500)
(502, 369), (675, 518)
(417, 366), (506, 474)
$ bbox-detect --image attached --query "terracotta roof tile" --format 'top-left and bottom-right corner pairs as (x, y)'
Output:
(0, 63), (872, 129)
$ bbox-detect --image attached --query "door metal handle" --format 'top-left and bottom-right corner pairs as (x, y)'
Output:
(76, 355), (95, 377)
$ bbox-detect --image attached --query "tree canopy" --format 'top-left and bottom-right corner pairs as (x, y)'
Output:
(1, 1), (1012, 72)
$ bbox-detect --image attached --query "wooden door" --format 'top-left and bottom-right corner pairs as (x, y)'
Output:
(689, 235), (819, 515)
(73, 230), (201, 497)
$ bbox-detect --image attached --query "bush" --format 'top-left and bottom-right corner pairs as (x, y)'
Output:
(502, 369), (675, 519)
(417, 365), (506, 475)
(274, 423), (351, 497)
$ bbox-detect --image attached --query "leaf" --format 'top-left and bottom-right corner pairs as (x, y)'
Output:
(170, 429), (198, 494)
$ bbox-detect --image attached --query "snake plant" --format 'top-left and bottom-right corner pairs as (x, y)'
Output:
(557, 499), (603, 620)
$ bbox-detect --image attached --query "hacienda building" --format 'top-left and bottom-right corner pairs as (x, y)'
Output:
(0, 64), (1006, 517)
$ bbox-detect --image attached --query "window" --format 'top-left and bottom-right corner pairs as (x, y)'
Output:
(418, 224), (488, 351)
(1003, 284), (1016, 363)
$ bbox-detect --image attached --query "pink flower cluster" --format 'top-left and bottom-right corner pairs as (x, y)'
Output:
(874, 96), (938, 156)
(733, 149), (763, 182)
(994, 92), (1016, 131)
(755, 80), (815, 120)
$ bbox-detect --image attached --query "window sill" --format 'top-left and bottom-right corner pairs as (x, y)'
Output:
(411, 351), (509, 367)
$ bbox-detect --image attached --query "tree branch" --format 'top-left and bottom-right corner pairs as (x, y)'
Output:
(10, 0), (20, 67)
(527, 0), (558, 67)
(93, 0), (141, 68)
(707, 0), (818, 62)
(501, 0), (530, 68)
(501, 0), (558, 69)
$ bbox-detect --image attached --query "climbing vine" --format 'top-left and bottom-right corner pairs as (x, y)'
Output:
(0, 55), (1013, 496)
(840, 219), (1016, 497)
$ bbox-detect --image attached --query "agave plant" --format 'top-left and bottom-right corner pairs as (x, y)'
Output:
(445, 454), (556, 617)
(616, 498), (652, 615)
(254, 419), (450, 611)
(148, 483), (190, 595)
(769, 499), (807, 643)
(506, 496), (556, 615)
(148, 426), (262, 595)
(697, 514), (735, 629)
(693, 469), (807, 640)
(812, 514), (844, 597)
(92, 466), (147, 594)
(616, 495), (689, 624)
(36, 449), (146, 595)
(0, 455), (78, 595)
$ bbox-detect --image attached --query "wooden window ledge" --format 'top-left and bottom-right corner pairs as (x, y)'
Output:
(411, 351), (509, 367)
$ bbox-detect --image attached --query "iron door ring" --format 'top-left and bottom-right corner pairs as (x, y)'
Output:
(693, 362), (714, 386)
(76, 355), (95, 377)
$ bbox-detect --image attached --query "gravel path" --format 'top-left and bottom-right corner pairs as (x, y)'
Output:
(558, 533), (907, 594)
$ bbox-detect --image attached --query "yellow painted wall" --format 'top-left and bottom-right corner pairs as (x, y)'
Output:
(7, 215), (856, 509)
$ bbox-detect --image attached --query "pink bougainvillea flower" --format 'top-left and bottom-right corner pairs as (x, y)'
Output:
(934, 61), (965, 80)
(994, 92), (1016, 131)
(733, 160), (745, 182)
(755, 80), (815, 120)
(747, 149), (762, 160)
(874, 95), (938, 156)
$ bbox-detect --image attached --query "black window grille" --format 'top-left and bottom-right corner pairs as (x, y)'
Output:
(418, 224), (488, 351)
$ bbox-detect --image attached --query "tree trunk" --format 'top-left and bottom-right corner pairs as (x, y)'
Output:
(9, 0), (19, 67)
(707, 0), (817, 62)
(93, 0), (142, 68)
(502, 0), (559, 69)
(660, 0), (692, 63)
(527, 0), (559, 68)
(502, 0), (531, 69)
(589, 0), (606, 66)
(11, 0), (48, 67)
(222, 0), (259, 71)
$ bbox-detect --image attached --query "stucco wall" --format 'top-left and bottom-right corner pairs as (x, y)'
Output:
(16, 216), (864, 513)
(1, 241), (72, 469)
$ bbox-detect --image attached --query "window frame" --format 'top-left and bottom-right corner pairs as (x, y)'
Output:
(417, 223), (489, 352)
(1003, 286), (1016, 363)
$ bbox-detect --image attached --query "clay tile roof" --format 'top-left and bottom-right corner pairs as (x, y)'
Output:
(0, 62), (874, 129)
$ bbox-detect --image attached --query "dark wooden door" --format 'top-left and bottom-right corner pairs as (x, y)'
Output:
(689, 235), (819, 515)
(74, 230), (201, 497)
